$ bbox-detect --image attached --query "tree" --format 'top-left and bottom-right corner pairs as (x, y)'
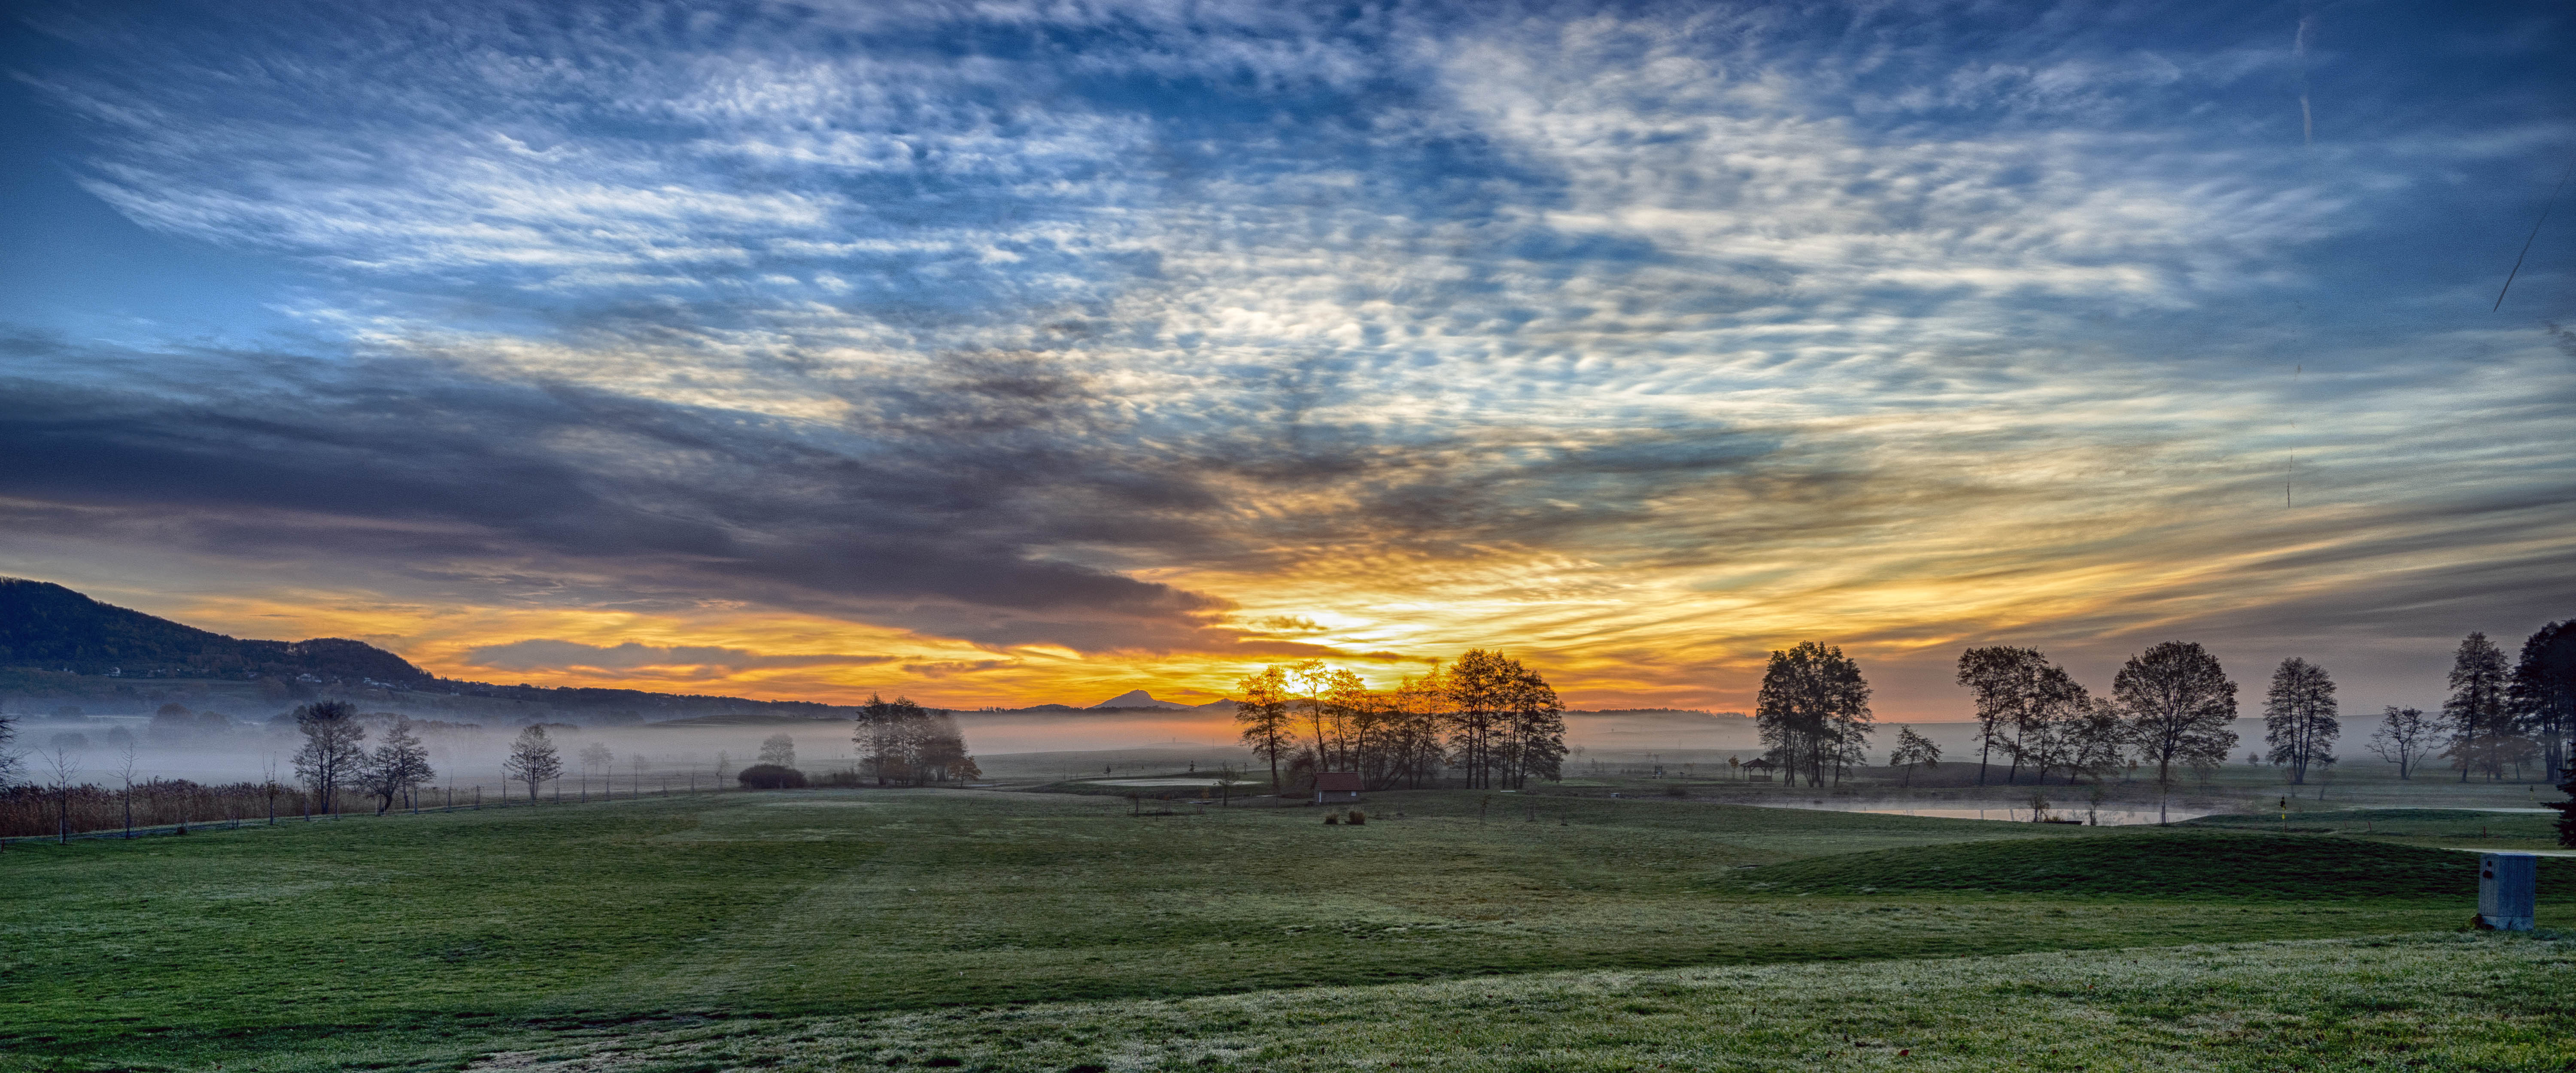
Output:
(2262, 657), (2339, 785)
(1756, 641), (1874, 788)
(289, 700), (367, 816)
(1498, 662), (1567, 790)
(1233, 667), (1296, 791)
(1283, 661), (1368, 777)
(758, 733), (796, 769)
(851, 695), (977, 786)
(856, 694), (926, 785)
(359, 716), (435, 814)
(1445, 651), (1506, 789)
(2509, 620), (2576, 784)
(579, 742), (614, 793)
(1954, 647), (2083, 785)
(2366, 706), (2434, 779)
(43, 743), (81, 842)
(2442, 632), (2516, 782)
(502, 725), (562, 803)
(2030, 694), (2133, 787)
(2113, 641), (2239, 820)
(1888, 726), (1941, 786)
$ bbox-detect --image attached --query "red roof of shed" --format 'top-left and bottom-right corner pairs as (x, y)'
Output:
(1314, 772), (1364, 792)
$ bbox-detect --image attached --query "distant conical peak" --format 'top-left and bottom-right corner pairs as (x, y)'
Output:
(1088, 689), (1190, 709)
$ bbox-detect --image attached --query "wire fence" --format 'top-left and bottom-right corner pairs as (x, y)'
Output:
(0, 777), (725, 846)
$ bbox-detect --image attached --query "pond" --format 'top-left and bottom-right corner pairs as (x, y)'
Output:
(1748, 800), (2214, 826)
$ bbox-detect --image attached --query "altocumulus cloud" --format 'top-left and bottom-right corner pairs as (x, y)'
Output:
(1, 0), (2570, 708)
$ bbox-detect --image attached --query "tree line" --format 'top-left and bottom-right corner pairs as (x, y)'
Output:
(1928, 622), (2576, 793)
(1233, 650), (1567, 791)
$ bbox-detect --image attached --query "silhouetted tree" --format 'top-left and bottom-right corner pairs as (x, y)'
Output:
(2510, 620), (2576, 783)
(1756, 642), (1873, 788)
(1383, 666), (1452, 789)
(2056, 697), (2131, 785)
(2263, 657), (2339, 785)
(2367, 706), (2434, 779)
(289, 700), (367, 815)
(2114, 641), (2238, 819)
(2442, 632), (2515, 782)
(1497, 661), (1567, 790)
(758, 733), (796, 768)
(1233, 667), (1295, 791)
(359, 716), (435, 814)
(1446, 649), (1533, 789)
(1889, 726), (1941, 786)
(502, 725), (562, 803)
(1955, 647), (2083, 785)
(851, 695), (977, 785)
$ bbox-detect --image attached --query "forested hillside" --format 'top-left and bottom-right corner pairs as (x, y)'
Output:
(0, 579), (425, 682)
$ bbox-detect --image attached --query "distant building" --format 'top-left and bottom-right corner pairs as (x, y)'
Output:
(1313, 771), (1362, 803)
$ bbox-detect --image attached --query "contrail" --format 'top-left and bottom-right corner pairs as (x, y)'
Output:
(2494, 155), (2576, 313)
(2295, 14), (2315, 147)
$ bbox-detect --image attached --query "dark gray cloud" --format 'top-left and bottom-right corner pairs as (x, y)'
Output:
(463, 639), (895, 672)
(0, 333), (1245, 651)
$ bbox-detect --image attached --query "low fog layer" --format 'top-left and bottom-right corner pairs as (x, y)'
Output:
(9, 700), (2418, 792)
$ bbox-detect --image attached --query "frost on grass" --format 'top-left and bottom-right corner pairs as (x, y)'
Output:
(464, 931), (2573, 1072)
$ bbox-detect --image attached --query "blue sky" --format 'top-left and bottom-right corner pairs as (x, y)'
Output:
(2, 0), (2571, 714)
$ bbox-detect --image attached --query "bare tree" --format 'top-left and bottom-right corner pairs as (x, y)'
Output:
(1889, 726), (1941, 787)
(117, 739), (139, 838)
(579, 742), (613, 798)
(501, 725), (562, 803)
(45, 745), (81, 843)
(1955, 647), (2083, 785)
(289, 700), (367, 817)
(1233, 668), (1295, 791)
(758, 733), (796, 768)
(2058, 697), (2132, 786)
(2263, 657), (2339, 785)
(2114, 641), (2239, 822)
(359, 716), (435, 815)
(1499, 663), (1567, 790)
(2367, 706), (2433, 779)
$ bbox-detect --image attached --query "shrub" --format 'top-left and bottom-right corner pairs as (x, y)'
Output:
(1665, 784), (1689, 798)
(1346, 810), (1366, 824)
(1323, 813), (1340, 824)
(737, 764), (808, 790)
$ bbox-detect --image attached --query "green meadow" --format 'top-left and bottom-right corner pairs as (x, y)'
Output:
(0, 788), (2567, 1072)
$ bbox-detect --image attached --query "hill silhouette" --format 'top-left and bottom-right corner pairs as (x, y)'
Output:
(0, 578), (426, 683)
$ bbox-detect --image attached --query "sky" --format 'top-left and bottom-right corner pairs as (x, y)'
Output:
(3, 0), (2571, 720)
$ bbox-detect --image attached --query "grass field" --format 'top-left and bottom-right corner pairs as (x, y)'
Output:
(1, 786), (2568, 1071)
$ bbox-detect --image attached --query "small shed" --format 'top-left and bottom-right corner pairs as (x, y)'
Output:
(1313, 771), (1363, 803)
(1741, 757), (1779, 782)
